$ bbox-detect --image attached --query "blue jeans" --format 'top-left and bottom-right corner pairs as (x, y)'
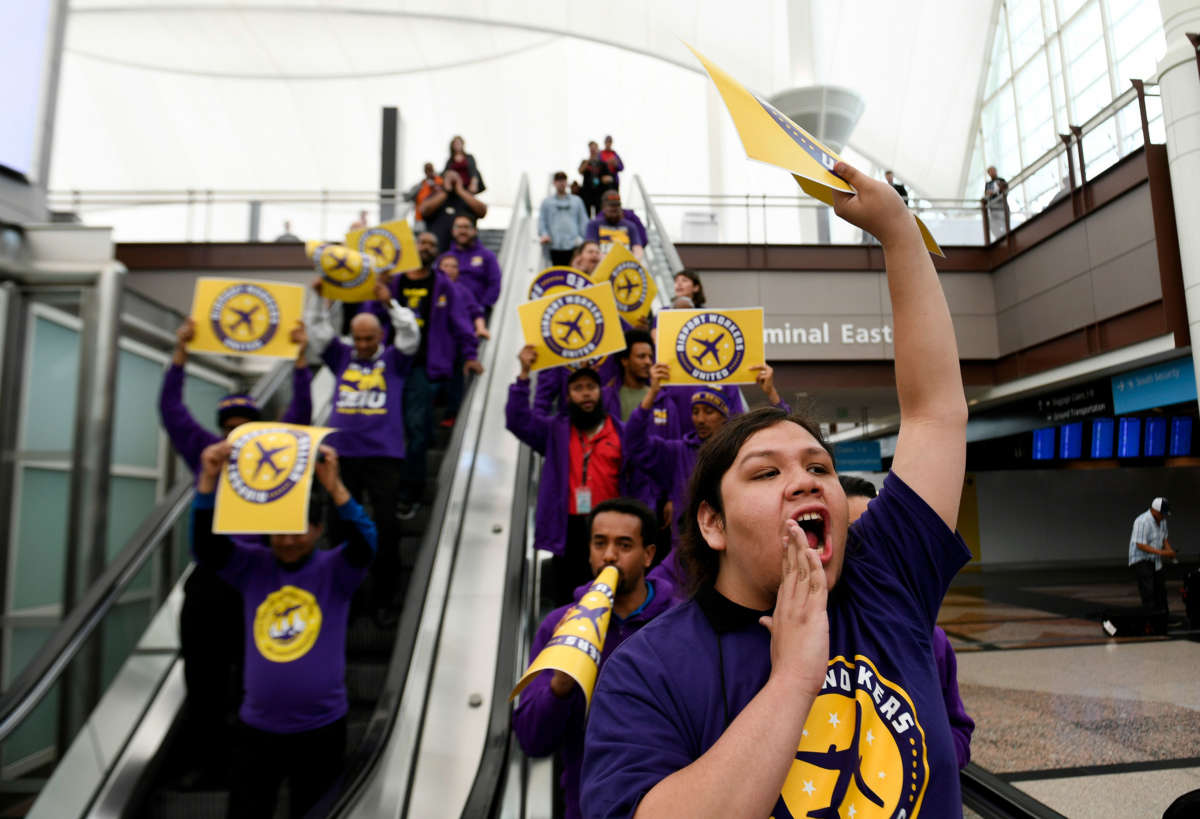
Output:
(401, 366), (439, 503)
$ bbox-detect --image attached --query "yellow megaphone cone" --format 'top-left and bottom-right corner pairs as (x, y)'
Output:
(509, 565), (620, 709)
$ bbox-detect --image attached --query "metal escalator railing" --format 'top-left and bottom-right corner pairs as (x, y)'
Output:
(961, 763), (1067, 819)
(0, 357), (294, 748)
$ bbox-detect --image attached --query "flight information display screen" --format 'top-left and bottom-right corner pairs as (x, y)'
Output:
(1091, 418), (1114, 458)
(1117, 418), (1141, 458)
(1032, 427), (1056, 460)
(1144, 417), (1167, 457)
(1059, 422), (1082, 459)
(1169, 417), (1192, 456)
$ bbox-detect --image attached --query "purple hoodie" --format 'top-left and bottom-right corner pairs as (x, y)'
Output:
(321, 341), (410, 460)
(933, 625), (974, 769)
(362, 270), (478, 380)
(512, 574), (676, 819)
(159, 363), (313, 474)
(506, 378), (630, 556)
(445, 239), (502, 308)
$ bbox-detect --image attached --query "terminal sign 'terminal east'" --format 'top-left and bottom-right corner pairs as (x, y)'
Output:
(765, 321), (894, 346)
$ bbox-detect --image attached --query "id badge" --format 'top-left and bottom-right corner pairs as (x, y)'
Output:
(575, 487), (593, 515)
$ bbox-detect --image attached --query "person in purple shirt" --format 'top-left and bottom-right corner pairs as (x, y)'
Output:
(307, 285), (418, 619)
(513, 497), (675, 819)
(582, 161), (970, 818)
(444, 214), (502, 312)
(158, 315), (311, 789)
(191, 440), (375, 819)
(363, 231), (484, 516)
(585, 191), (644, 261)
(435, 251), (490, 426)
(626, 361), (789, 598)
(842, 474), (975, 769)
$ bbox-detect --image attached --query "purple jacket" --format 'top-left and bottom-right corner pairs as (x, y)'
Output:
(512, 575), (676, 819)
(365, 270), (478, 380)
(601, 379), (680, 508)
(453, 278), (484, 322)
(506, 378), (631, 556)
(933, 625), (974, 769)
(159, 363), (313, 474)
(446, 239), (502, 308)
(622, 209), (648, 248)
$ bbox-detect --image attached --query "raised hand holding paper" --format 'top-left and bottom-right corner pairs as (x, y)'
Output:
(686, 42), (944, 257)
(517, 282), (626, 372)
(214, 422), (333, 534)
(510, 566), (619, 709)
(188, 277), (305, 359)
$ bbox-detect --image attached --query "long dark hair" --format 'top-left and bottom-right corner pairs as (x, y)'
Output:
(678, 407), (832, 596)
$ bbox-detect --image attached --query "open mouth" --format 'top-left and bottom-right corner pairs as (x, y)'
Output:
(793, 510), (833, 564)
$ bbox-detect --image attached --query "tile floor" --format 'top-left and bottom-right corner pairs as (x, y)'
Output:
(942, 563), (1199, 817)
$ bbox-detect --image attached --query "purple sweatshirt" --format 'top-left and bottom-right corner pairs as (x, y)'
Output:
(505, 378), (629, 556)
(582, 473), (971, 819)
(159, 363), (313, 474)
(933, 625), (974, 769)
(362, 270), (479, 380)
(321, 341), (410, 460)
(585, 216), (643, 251)
(445, 239), (502, 308)
(513, 575), (676, 819)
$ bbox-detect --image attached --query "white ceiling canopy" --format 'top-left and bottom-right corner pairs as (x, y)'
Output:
(52, 0), (996, 214)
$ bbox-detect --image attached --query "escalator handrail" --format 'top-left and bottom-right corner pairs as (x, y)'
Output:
(960, 762), (1068, 818)
(458, 444), (534, 817)
(322, 175), (532, 818)
(633, 173), (686, 277)
(0, 357), (294, 743)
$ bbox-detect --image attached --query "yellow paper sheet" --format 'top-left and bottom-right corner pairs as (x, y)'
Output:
(509, 566), (618, 709)
(346, 219), (421, 276)
(527, 265), (593, 300)
(655, 308), (765, 385)
(188, 277), (305, 359)
(214, 423), (333, 534)
(591, 244), (658, 326)
(307, 241), (377, 302)
(517, 283), (627, 372)
(688, 42), (943, 257)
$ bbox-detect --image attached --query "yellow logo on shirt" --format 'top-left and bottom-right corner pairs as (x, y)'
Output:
(774, 655), (928, 819)
(253, 585), (322, 663)
(337, 360), (388, 413)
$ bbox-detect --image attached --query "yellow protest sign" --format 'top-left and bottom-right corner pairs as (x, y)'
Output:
(188, 277), (305, 359)
(214, 423), (332, 534)
(307, 241), (377, 302)
(517, 282), (627, 373)
(346, 219), (420, 276)
(510, 566), (618, 709)
(687, 43), (944, 257)
(656, 308), (765, 385)
(527, 266), (593, 300)
(591, 244), (658, 326)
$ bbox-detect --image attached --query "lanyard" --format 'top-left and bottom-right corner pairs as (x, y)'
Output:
(578, 424), (604, 486)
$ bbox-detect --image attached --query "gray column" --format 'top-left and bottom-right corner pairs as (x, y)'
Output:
(59, 263), (125, 745)
(1157, 0), (1200, 388)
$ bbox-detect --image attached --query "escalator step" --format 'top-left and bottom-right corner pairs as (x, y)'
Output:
(346, 661), (388, 705)
(143, 789), (229, 819)
(346, 614), (397, 657)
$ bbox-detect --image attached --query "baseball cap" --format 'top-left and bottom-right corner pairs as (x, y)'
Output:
(1151, 497), (1170, 516)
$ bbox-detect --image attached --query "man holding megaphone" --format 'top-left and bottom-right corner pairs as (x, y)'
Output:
(512, 498), (676, 819)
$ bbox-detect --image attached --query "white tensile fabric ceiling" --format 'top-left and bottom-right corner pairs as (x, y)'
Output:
(51, 0), (994, 213)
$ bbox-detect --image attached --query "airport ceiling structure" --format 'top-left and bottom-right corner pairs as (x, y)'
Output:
(52, 0), (996, 204)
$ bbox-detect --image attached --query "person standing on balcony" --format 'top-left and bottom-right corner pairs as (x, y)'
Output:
(983, 165), (1008, 242)
(539, 171), (589, 267)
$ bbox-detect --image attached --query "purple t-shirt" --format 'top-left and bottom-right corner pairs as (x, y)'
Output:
(322, 340), (408, 460)
(584, 216), (643, 253)
(217, 540), (368, 734)
(581, 472), (970, 819)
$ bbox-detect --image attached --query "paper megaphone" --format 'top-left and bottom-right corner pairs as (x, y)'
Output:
(509, 565), (619, 709)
